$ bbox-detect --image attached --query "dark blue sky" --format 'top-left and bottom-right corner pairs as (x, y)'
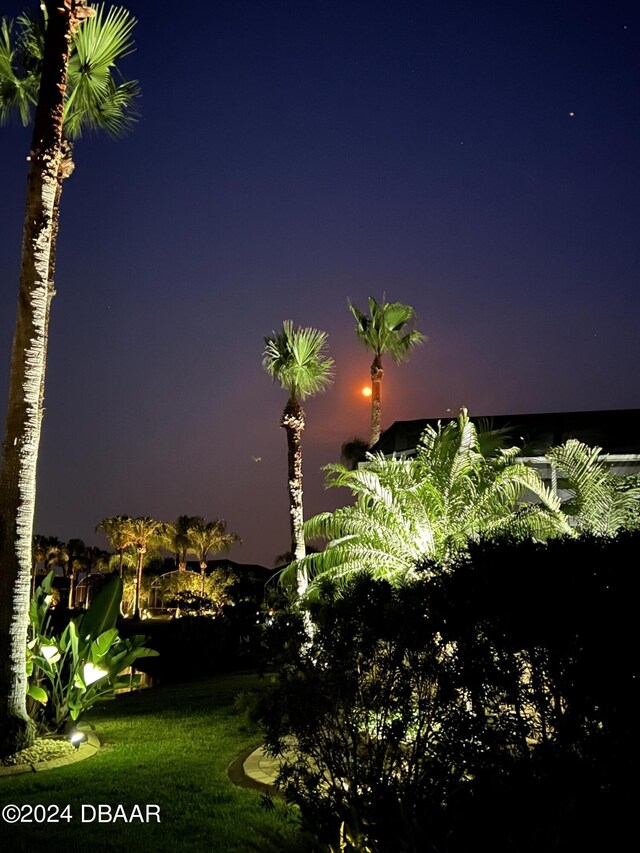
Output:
(1, 0), (639, 565)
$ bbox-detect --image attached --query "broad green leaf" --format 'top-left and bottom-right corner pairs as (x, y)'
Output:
(27, 684), (48, 704)
(90, 628), (119, 662)
(77, 575), (123, 641)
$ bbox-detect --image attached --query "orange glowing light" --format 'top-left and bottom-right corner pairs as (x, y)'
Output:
(361, 386), (372, 398)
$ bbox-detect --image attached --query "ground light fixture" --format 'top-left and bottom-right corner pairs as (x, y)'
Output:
(68, 729), (87, 749)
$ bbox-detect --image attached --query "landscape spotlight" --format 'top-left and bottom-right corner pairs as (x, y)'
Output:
(68, 730), (86, 749)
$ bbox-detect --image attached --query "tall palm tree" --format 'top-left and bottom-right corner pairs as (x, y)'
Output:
(288, 410), (570, 593)
(349, 297), (425, 446)
(96, 514), (132, 577)
(126, 517), (162, 620)
(0, 2), (138, 756)
(263, 321), (335, 595)
(189, 518), (241, 594)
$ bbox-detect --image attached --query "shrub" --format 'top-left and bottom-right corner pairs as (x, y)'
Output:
(154, 566), (238, 615)
(258, 533), (640, 851)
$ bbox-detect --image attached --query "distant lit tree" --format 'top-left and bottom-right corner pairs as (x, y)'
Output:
(160, 515), (202, 572)
(126, 517), (162, 619)
(263, 321), (334, 595)
(158, 567), (238, 617)
(96, 515), (133, 577)
(30, 534), (64, 595)
(63, 537), (86, 609)
(189, 518), (241, 594)
(349, 297), (425, 446)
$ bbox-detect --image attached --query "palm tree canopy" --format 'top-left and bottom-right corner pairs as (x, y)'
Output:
(286, 410), (570, 592)
(0, 4), (139, 139)
(32, 534), (63, 567)
(189, 518), (241, 564)
(127, 517), (162, 550)
(349, 296), (425, 364)
(262, 320), (335, 401)
(547, 439), (640, 535)
(96, 515), (133, 551)
(161, 515), (203, 562)
(65, 537), (86, 571)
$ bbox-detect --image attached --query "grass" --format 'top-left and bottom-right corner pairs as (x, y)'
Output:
(0, 673), (301, 852)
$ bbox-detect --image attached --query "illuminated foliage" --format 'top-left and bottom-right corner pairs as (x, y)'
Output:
(289, 410), (569, 591)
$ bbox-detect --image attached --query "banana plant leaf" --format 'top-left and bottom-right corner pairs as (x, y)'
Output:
(77, 575), (123, 641)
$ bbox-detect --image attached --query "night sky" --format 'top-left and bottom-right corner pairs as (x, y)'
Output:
(1, 0), (639, 566)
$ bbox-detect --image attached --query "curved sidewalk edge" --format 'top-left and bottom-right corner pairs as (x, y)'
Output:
(0, 730), (100, 778)
(227, 743), (283, 798)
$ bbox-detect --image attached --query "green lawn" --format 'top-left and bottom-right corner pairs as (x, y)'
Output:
(0, 673), (300, 852)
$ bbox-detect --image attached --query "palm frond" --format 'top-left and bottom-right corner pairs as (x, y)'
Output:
(262, 320), (334, 401)
(0, 17), (39, 126)
(64, 4), (139, 135)
(1, 5), (139, 138)
(545, 439), (640, 535)
(349, 296), (425, 361)
(294, 411), (570, 594)
(64, 76), (139, 138)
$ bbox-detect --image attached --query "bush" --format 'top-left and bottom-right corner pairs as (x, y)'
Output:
(155, 567), (237, 616)
(257, 533), (640, 851)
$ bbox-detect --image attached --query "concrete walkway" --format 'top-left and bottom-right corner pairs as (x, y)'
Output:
(242, 744), (283, 787)
(228, 738), (297, 796)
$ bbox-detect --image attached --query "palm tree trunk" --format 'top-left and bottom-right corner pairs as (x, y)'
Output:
(31, 556), (40, 597)
(133, 547), (145, 619)
(118, 547), (124, 578)
(370, 354), (384, 447)
(68, 571), (75, 609)
(37, 143), (74, 416)
(200, 562), (207, 596)
(0, 1), (87, 757)
(282, 397), (307, 595)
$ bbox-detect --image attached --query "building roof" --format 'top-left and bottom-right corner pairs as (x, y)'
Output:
(371, 409), (640, 458)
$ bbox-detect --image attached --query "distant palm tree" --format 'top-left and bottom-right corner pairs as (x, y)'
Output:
(31, 535), (48, 596)
(126, 517), (162, 619)
(349, 297), (425, 446)
(288, 410), (569, 592)
(30, 533), (64, 595)
(263, 321), (335, 595)
(63, 537), (87, 609)
(85, 545), (110, 572)
(96, 515), (133, 577)
(189, 518), (241, 594)
(161, 515), (203, 572)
